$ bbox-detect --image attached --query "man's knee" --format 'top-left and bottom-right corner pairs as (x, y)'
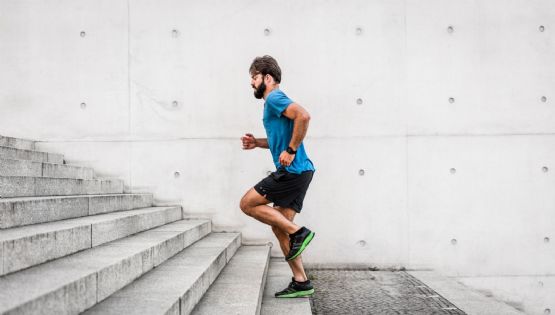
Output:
(240, 188), (269, 216)
(239, 196), (252, 216)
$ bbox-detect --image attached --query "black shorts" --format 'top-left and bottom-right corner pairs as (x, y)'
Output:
(253, 168), (314, 213)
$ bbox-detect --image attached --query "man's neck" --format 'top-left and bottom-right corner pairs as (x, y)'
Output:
(263, 84), (279, 100)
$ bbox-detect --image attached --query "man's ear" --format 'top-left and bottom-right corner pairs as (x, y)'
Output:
(264, 74), (273, 85)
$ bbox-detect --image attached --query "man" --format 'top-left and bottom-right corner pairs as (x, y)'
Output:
(239, 55), (316, 298)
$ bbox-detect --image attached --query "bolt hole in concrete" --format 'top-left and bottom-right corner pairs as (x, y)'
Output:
(264, 28), (271, 36)
(545, 237), (550, 243)
(172, 101), (179, 108)
(358, 169), (365, 176)
(451, 239), (458, 245)
(447, 25), (454, 33)
(449, 97), (455, 104)
(539, 25), (545, 32)
(450, 168), (456, 174)
(356, 240), (367, 247)
(174, 171), (180, 178)
(80, 103), (86, 109)
(355, 27), (363, 35)
(356, 98), (363, 105)
(80, 31), (86, 37)
(545, 308), (551, 315)
(172, 29), (179, 38)
(541, 96), (547, 102)
(542, 166), (549, 173)
(307, 269), (465, 314)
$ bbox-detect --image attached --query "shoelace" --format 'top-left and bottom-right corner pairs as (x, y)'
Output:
(286, 282), (297, 292)
(277, 282), (296, 295)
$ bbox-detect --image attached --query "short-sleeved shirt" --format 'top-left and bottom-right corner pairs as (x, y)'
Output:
(263, 89), (315, 174)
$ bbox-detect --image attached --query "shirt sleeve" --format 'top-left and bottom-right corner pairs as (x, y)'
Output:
(266, 91), (293, 118)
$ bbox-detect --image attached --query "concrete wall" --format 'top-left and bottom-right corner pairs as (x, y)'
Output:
(1, 0), (554, 277)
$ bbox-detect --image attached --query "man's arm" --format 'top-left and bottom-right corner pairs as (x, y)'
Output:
(255, 138), (269, 149)
(241, 133), (269, 149)
(282, 103), (310, 150)
(277, 102), (310, 167)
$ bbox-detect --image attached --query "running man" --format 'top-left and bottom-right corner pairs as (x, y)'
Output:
(239, 55), (316, 298)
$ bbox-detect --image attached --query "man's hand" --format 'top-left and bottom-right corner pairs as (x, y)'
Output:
(241, 133), (257, 150)
(279, 150), (295, 167)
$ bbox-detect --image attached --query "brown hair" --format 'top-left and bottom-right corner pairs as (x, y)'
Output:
(249, 55), (282, 83)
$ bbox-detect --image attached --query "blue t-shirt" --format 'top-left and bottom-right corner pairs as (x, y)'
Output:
(263, 89), (315, 174)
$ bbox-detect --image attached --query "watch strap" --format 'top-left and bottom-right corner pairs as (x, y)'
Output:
(286, 146), (297, 154)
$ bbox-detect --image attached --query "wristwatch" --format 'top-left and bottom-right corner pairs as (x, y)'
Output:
(286, 146), (297, 154)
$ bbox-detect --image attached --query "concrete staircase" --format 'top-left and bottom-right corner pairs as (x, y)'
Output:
(0, 135), (275, 315)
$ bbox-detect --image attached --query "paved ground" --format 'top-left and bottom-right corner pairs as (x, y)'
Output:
(454, 274), (554, 315)
(307, 269), (466, 315)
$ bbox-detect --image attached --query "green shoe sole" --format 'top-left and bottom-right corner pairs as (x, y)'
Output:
(287, 231), (315, 261)
(276, 288), (315, 298)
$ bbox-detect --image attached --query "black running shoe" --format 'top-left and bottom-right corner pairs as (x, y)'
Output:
(275, 277), (315, 298)
(286, 226), (315, 261)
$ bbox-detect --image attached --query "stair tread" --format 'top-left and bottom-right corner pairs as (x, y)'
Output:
(0, 175), (118, 181)
(0, 193), (154, 230)
(0, 157), (95, 180)
(83, 232), (241, 315)
(0, 136), (35, 150)
(192, 245), (271, 315)
(0, 193), (152, 203)
(0, 157), (79, 167)
(0, 206), (179, 241)
(0, 219), (210, 313)
(0, 145), (63, 164)
(260, 258), (313, 315)
(0, 176), (123, 198)
(0, 145), (60, 156)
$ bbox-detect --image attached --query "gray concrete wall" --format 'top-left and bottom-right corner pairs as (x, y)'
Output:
(1, 0), (554, 277)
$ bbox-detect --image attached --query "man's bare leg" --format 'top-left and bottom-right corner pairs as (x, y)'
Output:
(271, 206), (308, 282)
(239, 188), (301, 235)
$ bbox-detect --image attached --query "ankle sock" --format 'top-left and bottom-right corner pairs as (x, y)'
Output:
(294, 279), (310, 284)
(290, 226), (306, 237)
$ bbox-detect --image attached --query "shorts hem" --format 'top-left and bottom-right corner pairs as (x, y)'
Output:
(273, 202), (302, 213)
(254, 185), (275, 203)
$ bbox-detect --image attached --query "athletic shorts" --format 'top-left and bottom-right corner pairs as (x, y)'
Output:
(253, 168), (314, 213)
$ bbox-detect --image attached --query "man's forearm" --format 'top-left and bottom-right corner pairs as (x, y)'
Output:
(289, 116), (310, 150)
(256, 138), (269, 149)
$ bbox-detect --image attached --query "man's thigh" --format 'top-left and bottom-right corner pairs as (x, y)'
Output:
(241, 187), (270, 208)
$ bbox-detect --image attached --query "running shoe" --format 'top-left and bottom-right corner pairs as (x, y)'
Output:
(275, 277), (315, 298)
(286, 226), (315, 261)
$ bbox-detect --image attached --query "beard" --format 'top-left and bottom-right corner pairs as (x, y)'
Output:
(253, 81), (266, 99)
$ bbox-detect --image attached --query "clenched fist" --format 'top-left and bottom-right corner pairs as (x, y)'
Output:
(241, 133), (257, 150)
(279, 150), (295, 167)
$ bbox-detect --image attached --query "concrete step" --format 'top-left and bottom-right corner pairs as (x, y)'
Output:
(192, 245), (271, 315)
(261, 258), (313, 315)
(0, 206), (182, 276)
(0, 176), (123, 198)
(0, 145), (63, 164)
(0, 219), (211, 315)
(0, 193), (154, 229)
(83, 232), (242, 315)
(0, 136), (35, 151)
(0, 158), (94, 179)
